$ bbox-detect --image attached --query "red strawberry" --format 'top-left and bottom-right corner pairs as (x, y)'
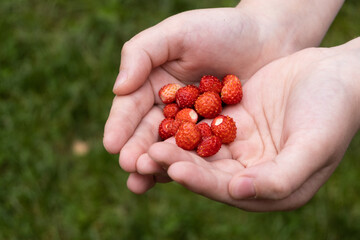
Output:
(222, 74), (240, 86)
(175, 108), (198, 123)
(163, 103), (180, 119)
(172, 119), (183, 134)
(175, 122), (201, 150)
(159, 118), (177, 140)
(159, 83), (182, 104)
(221, 78), (243, 105)
(175, 85), (200, 108)
(194, 91), (222, 119)
(211, 115), (237, 143)
(197, 122), (212, 140)
(199, 75), (222, 93)
(197, 135), (222, 157)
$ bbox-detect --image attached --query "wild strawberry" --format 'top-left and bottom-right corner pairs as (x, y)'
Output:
(175, 122), (201, 150)
(199, 75), (222, 93)
(159, 83), (182, 104)
(222, 74), (240, 86)
(197, 135), (222, 157)
(175, 108), (198, 124)
(159, 118), (176, 140)
(221, 78), (243, 105)
(197, 122), (212, 140)
(175, 85), (200, 108)
(158, 118), (182, 139)
(172, 119), (183, 133)
(194, 91), (222, 119)
(163, 103), (180, 119)
(211, 115), (237, 144)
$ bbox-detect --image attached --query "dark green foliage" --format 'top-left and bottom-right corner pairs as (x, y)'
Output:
(1, 0), (360, 239)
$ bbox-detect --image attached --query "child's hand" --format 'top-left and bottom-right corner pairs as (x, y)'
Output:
(104, 7), (278, 193)
(144, 38), (360, 211)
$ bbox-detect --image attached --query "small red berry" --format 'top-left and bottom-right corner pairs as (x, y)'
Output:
(175, 122), (201, 150)
(175, 108), (198, 123)
(159, 83), (182, 104)
(197, 122), (212, 140)
(163, 103), (180, 119)
(194, 91), (222, 119)
(159, 118), (177, 140)
(221, 78), (243, 105)
(222, 74), (240, 86)
(197, 135), (222, 157)
(172, 119), (183, 134)
(199, 75), (222, 93)
(211, 115), (237, 144)
(175, 85), (200, 108)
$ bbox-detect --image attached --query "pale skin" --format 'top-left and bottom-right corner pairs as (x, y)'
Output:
(146, 40), (360, 211)
(103, 0), (359, 211)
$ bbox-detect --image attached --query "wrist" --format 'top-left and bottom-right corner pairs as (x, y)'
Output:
(236, 0), (344, 52)
(344, 38), (360, 131)
(331, 37), (360, 131)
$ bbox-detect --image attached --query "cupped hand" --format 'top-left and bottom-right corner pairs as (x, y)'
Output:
(103, 7), (302, 193)
(145, 38), (360, 211)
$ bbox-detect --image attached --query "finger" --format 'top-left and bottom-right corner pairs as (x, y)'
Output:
(148, 140), (241, 174)
(229, 133), (334, 200)
(148, 142), (206, 169)
(136, 153), (165, 175)
(103, 81), (154, 154)
(229, 162), (338, 212)
(118, 106), (162, 172)
(148, 142), (244, 202)
(136, 153), (172, 183)
(113, 21), (184, 95)
(127, 173), (155, 194)
(167, 161), (233, 203)
(149, 140), (234, 167)
(166, 158), (334, 212)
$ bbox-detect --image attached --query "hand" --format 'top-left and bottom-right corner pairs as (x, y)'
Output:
(103, 2), (344, 194)
(104, 7), (287, 193)
(145, 38), (360, 211)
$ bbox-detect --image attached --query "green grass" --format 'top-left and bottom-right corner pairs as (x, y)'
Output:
(1, 0), (360, 239)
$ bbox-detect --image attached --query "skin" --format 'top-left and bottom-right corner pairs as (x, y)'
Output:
(147, 39), (360, 211)
(103, 1), (353, 211)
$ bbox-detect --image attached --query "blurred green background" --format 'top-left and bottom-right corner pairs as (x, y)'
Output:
(1, 0), (360, 239)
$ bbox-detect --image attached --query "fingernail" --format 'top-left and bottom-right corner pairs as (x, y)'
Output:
(232, 177), (256, 199)
(113, 70), (127, 92)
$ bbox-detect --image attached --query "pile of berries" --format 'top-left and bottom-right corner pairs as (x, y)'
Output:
(158, 74), (242, 157)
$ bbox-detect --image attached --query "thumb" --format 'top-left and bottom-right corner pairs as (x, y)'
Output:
(229, 138), (332, 200)
(113, 21), (183, 95)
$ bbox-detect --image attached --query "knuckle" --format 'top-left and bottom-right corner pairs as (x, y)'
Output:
(121, 40), (134, 56)
(119, 147), (136, 173)
(266, 175), (292, 199)
(121, 41), (129, 55)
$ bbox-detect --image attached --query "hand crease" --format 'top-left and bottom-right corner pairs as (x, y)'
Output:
(262, 105), (279, 154)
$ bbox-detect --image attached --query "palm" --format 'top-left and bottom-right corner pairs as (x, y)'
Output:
(149, 47), (358, 211)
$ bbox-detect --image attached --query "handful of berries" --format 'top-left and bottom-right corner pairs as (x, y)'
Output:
(158, 74), (242, 157)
